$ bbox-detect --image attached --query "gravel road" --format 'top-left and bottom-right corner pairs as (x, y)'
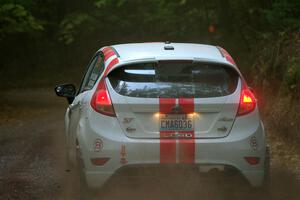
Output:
(0, 89), (299, 200)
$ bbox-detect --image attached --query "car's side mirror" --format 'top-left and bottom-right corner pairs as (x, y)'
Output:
(54, 84), (76, 104)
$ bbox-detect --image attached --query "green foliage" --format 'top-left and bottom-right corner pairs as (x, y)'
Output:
(58, 13), (92, 45)
(0, 3), (43, 39)
(0, 0), (300, 93)
(2, 0), (300, 44)
(95, 0), (126, 8)
(264, 0), (300, 29)
(95, 0), (111, 8)
(284, 59), (300, 92)
(0, 0), (33, 8)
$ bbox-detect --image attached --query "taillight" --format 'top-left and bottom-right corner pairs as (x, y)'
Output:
(237, 85), (256, 116)
(90, 80), (116, 117)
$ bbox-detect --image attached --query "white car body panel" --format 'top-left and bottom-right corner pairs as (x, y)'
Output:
(64, 43), (267, 188)
(113, 43), (226, 63)
(107, 78), (241, 139)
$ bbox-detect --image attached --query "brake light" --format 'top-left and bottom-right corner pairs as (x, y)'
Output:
(237, 85), (256, 116)
(90, 80), (116, 117)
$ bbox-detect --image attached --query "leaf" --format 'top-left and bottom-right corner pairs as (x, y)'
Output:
(0, 3), (43, 39)
(58, 13), (92, 45)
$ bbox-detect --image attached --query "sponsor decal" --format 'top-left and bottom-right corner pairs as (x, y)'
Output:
(94, 138), (103, 152)
(120, 144), (128, 164)
(218, 117), (233, 122)
(161, 132), (193, 138)
(250, 136), (258, 150)
(122, 117), (134, 124)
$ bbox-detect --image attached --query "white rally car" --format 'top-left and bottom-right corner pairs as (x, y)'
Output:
(55, 42), (269, 189)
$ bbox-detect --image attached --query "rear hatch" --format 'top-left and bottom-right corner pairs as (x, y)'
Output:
(106, 60), (241, 139)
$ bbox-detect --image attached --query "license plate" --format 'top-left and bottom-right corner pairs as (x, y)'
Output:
(159, 114), (194, 131)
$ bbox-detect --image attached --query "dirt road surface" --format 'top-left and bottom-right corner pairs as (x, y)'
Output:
(0, 89), (300, 200)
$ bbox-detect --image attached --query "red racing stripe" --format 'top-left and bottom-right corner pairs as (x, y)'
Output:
(160, 131), (177, 163)
(102, 47), (112, 54)
(102, 47), (117, 62)
(178, 98), (195, 163)
(159, 98), (176, 163)
(104, 57), (119, 76)
(95, 52), (119, 88)
(104, 50), (115, 61)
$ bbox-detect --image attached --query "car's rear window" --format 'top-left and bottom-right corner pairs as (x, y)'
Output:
(108, 61), (239, 98)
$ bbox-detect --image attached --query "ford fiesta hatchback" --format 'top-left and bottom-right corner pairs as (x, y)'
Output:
(55, 42), (269, 189)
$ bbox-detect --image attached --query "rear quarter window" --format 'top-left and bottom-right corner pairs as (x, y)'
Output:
(108, 61), (239, 98)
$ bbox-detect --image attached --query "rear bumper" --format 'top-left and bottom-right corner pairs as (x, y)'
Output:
(77, 110), (266, 188)
(84, 168), (264, 188)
